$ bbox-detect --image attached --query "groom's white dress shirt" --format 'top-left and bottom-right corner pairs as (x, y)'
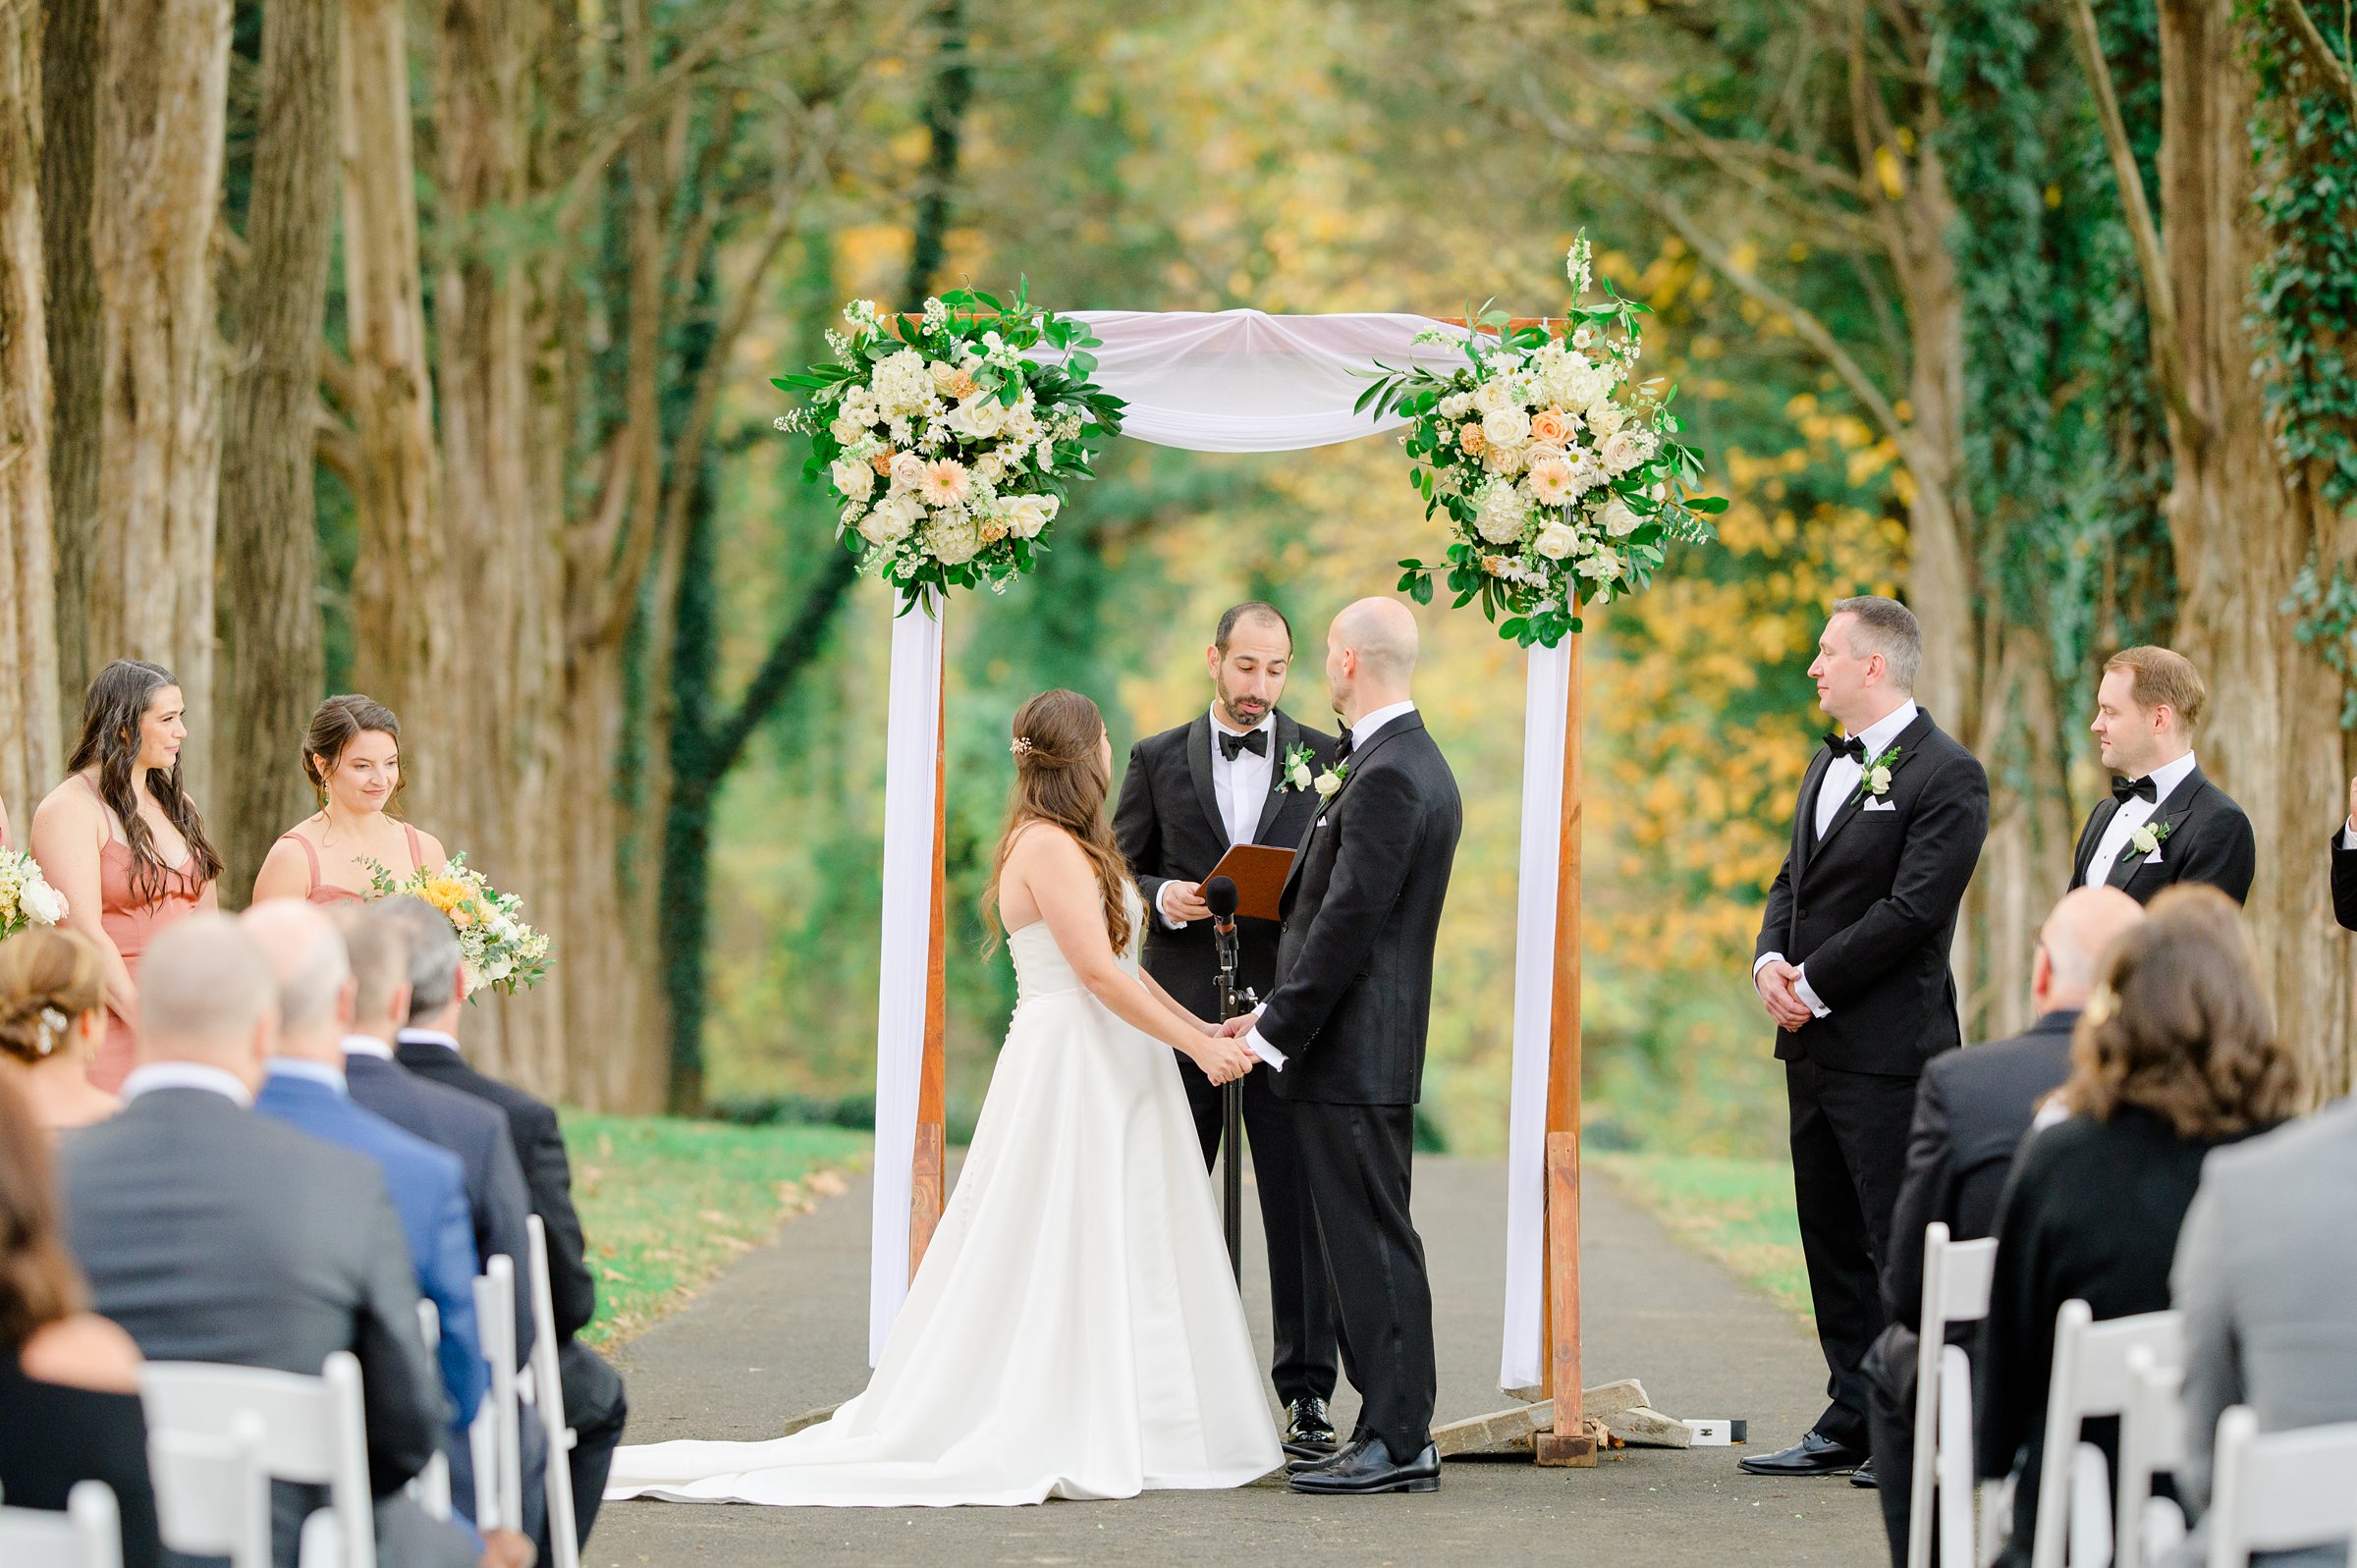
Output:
(1243, 700), (1419, 1071)
(1156, 705), (1278, 930)
(2084, 749), (2199, 888)
(1755, 697), (1917, 1020)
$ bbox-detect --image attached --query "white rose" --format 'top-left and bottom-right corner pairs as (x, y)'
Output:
(1576, 551), (1623, 581)
(1485, 441), (1529, 476)
(889, 452), (928, 494)
(1481, 406), (1531, 448)
(830, 457), (876, 500)
(1288, 761), (1312, 791)
(860, 494), (922, 544)
(1004, 493), (1059, 539)
(1314, 770), (1343, 799)
(828, 415), (867, 445)
(1868, 766), (1893, 796)
(485, 956), (514, 981)
(943, 393), (1011, 440)
(1473, 481), (1529, 544)
(1602, 431), (1645, 474)
(1472, 376), (1513, 414)
(1439, 392), (1473, 418)
(21, 880), (64, 925)
(1533, 522), (1579, 561)
(1599, 498), (1642, 537)
(928, 509), (983, 565)
(1587, 400), (1627, 436)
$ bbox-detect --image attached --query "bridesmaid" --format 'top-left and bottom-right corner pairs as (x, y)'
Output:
(0, 927), (119, 1132)
(251, 694), (447, 906)
(28, 661), (221, 1092)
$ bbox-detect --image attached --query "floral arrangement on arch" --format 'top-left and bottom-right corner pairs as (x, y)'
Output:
(1361, 235), (1727, 649)
(775, 286), (1126, 608)
(0, 847), (68, 941)
(365, 852), (551, 998)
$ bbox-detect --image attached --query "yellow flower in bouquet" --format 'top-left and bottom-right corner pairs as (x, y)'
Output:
(365, 851), (552, 996)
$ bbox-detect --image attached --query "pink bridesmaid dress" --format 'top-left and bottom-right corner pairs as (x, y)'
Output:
(276, 821), (425, 904)
(78, 777), (210, 1092)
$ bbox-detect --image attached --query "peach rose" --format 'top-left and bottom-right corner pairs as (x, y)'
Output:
(1459, 422), (1488, 456)
(1531, 407), (1572, 446)
(871, 449), (898, 476)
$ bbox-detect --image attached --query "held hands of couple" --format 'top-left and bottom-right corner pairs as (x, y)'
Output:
(1754, 959), (1812, 1033)
(1193, 1033), (1257, 1086)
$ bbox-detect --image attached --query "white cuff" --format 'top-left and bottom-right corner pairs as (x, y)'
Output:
(1244, 1027), (1286, 1071)
(1155, 881), (1189, 931)
(1753, 951), (1783, 979)
(1792, 965), (1832, 1019)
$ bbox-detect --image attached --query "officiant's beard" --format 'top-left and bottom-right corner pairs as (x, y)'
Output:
(1214, 673), (1279, 731)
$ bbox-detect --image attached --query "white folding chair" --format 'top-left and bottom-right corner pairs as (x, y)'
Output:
(2026, 1303), (2185, 1568)
(138, 1352), (376, 1568)
(409, 1299), (453, 1522)
(2113, 1346), (2187, 1568)
(472, 1254), (521, 1536)
(1907, 1223), (2001, 1568)
(146, 1414), (271, 1568)
(2203, 1407), (2357, 1566)
(525, 1214), (582, 1568)
(0, 1481), (124, 1568)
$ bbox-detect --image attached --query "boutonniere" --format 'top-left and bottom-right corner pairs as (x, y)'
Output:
(1280, 742), (1316, 793)
(1313, 761), (1350, 800)
(2128, 819), (2174, 858)
(1855, 743), (1901, 803)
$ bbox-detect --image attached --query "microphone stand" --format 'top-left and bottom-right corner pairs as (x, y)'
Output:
(1207, 879), (1246, 1287)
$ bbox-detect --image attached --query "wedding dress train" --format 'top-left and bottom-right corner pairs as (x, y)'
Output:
(605, 906), (1283, 1507)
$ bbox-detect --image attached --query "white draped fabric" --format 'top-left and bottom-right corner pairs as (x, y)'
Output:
(868, 310), (1560, 1393)
(870, 593), (945, 1364)
(1499, 640), (1571, 1391)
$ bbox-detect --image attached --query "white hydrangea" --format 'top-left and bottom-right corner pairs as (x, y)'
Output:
(1473, 480), (1530, 543)
(928, 508), (982, 565)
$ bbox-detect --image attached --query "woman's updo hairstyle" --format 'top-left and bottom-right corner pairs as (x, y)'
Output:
(0, 928), (106, 1066)
(981, 689), (1134, 955)
(303, 694), (406, 812)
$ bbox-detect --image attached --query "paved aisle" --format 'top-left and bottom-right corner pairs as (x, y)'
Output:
(595, 1157), (1886, 1567)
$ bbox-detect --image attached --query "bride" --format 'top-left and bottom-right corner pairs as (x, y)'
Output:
(606, 689), (1282, 1507)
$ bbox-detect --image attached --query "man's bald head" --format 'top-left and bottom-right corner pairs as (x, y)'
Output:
(1326, 597), (1420, 724)
(2035, 885), (2145, 1008)
(240, 898), (355, 1057)
(136, 913), (279, 1086)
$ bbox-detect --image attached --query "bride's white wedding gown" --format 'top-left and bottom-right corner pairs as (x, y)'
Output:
(605, 898), (1284, 1507)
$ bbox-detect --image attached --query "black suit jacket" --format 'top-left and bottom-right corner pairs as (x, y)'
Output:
(1756, 708), (1990, 1075)
(2331, 826), (2357, 931)
(395, 1035), (598, 1344)
(1879, 1008), (2080, 1332)
(345, 1049), (537, 1361)
(1258, 712), (1462, 1106)
(1113, 708), (1337, 1019)
(2067, 764), (2254, 905)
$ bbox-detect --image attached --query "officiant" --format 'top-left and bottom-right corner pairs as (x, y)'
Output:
(1114, 601), (1343, 1460)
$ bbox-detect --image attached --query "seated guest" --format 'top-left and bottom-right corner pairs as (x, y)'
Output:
(1865, 886), (2146, 1562)
(0, 926), (121, 1132)
(1976, 887), (2308, 1566)
(2332, 774), (2357, 931)
(0, 1071), (163, 1568)
(54, 913), (469, 1568)
(244, 899), (503, 1545)
(383, 895), (627, 1551)
(2168, 1096), (2357, 1564)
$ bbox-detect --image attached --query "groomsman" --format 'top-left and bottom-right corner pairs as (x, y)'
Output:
(2330, 775), (2357, 930)
(1746, 596), (1989, 1484)
(2067, 646), (2253, 904)
(1112, 601), (1343, 1460)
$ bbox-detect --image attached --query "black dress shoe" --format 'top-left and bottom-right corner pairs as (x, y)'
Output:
(1736, 1430), (1866, 1478)
(1282, 1396), (1339, 1461)
(1849, 1458), (1878, 1489)
(1288, 1436), (1442, 1494)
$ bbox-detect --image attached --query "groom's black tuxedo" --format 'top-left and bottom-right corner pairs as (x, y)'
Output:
(1113, 704), (1340, 1409)
(2065, 764), (2254, 905)
(1755, 705), (1988, 1453)
(1256, 708), (1462, 1464)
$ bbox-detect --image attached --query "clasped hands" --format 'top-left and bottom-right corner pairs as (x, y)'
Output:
(1192, 1006), (1264, 1085)
(1754, 959), (1812, 1033)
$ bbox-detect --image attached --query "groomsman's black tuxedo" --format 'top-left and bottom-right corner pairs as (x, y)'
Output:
(2334, 823), (2357, 930)
(1755, 704), (1988, 1455)
(1113, 706), (1340, 1410)
(2066, 760), (2254, 904)
(1256, 708), (1462, 1465)
(397, 1031), (628, 1550)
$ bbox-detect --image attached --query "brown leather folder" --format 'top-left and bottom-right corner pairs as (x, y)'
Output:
(1204, 842), (1295, 922)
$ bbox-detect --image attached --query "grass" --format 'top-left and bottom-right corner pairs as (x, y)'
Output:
(561, 1111), (871, 1348)
(1596, 1152), (1810, 1320)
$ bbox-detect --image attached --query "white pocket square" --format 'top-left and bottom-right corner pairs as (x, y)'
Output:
(1863, 799), (1898, 813)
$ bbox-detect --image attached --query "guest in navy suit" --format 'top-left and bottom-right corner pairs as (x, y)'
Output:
(244, 899), (503, 1547)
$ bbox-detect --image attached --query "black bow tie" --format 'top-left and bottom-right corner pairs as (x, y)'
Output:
(1334, 730), (1355, 764)
(1824, 732), (1866, 763)
(2111, 774), (2159, 804)
(1219, 728), (1269, 762)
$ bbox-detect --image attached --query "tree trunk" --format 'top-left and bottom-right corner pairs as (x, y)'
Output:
(90, 0), (230, 796)
(216, 0), (339, 901)
(38, 0), (101, 729)
(2155, 0), (2357, 1093)
(0, 0), (61, 813)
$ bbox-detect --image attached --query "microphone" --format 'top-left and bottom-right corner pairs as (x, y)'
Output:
(1204, 875), (1241, 997)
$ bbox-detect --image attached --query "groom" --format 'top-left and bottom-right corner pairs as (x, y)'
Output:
(1112, 600), (1343, 1459)
(1222, 596), (1462, 1496)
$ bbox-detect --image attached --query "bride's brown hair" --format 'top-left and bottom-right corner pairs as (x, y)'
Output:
(979, 690), (1135, 956)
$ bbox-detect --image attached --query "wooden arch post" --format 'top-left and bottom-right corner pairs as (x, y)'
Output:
(1533, 618), (1593, 1466)
(909, 639), (950, 1275)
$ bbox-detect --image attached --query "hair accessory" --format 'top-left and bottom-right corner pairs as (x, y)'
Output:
(2083, 984), (2118, 1027)
(1010, 736), (1034, 758)
(34, 1005), (68, 1058)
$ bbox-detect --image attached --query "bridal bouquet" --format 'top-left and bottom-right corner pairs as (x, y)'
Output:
(365, 852), (552, 997)
(775, 286), (1125, 609)
(1360, 235), (1726, 648)
(0, 848), (68, 940)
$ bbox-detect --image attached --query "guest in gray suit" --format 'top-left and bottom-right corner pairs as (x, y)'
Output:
(55, 913), (471, 1568)
(2168, 1098), (2357, 1566)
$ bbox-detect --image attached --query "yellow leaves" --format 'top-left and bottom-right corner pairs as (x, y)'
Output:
(1874, 143), (1906, 199)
